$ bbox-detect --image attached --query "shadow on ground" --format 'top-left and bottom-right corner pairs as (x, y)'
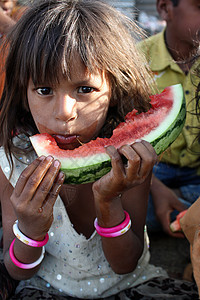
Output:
(149, 231), (191, 280)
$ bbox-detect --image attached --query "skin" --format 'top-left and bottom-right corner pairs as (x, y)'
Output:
(0, 5), (15, 34)
(157, 0), (200, 71)
(180, 197), (200, 296)
(0, 59), (157, 280)
(190, 231), (200, 296)
(28, 61), (111, 150)
(151, 0), (200, 237)
(0, 0), (15, 16)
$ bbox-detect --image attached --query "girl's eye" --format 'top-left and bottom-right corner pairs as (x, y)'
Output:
(36, 87), (53, 96)
(78, 86), (94, 94)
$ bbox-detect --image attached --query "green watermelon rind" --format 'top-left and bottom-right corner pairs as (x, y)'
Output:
(148, 100), (186, 154)
(62, 84), (185, 184)
(64, 161), (112, 184)
(30, 84), (186, 184)
(63, 101), (186, 184)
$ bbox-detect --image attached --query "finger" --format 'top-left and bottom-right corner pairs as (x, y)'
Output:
(42, 171), (65, 214)
(118, 144), (141, 179)
(18, 156), (54, 202)
(162, 213), (185, 238)
(119, 140), (157, 179)
(174, 202), (188, 212)
(13, 156), (45, 198)
(105, 145), (125, 177)
(131, 140), (157, 174)
(32, 159), (62, 208)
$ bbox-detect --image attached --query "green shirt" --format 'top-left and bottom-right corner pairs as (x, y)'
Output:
(138, 30), (200, 174)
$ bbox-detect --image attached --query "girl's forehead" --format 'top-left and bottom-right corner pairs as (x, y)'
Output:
(69, 56), (105, 79)
(30, 58), (106, 86)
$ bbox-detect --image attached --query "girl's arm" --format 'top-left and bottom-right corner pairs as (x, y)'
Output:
(1, 156), (65, 280)
(92, 140), (157, 274)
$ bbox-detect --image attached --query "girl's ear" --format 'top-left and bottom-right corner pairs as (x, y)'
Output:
(156, 0), (173, 22)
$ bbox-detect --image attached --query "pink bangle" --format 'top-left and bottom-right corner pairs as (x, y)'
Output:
(9, 239), (45, 269)
(94, 211), (130, 234)
(94, 211), (131, 237)
(13, 220), (49, 247)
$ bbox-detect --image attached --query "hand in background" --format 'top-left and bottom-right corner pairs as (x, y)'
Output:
(151, 175), (186, 238)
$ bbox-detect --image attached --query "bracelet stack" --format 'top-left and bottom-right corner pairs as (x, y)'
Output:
(94, 210), (131, 237)
(9, 220), (49, 269)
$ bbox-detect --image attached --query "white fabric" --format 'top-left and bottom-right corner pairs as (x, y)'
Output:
(0, 137), (167, 299)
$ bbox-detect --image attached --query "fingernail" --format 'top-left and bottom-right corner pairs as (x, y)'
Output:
(46, 156), (53, 162)
(58, 171), (65, 180)
(135, 139), (142, 143)
(54, 160), (60, 168)
(38, 155), (45, 160)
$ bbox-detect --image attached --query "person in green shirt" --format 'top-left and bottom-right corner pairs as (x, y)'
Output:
(138, 0), (200, 237)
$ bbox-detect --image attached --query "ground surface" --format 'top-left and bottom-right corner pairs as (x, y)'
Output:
(149, 231), (191, 280)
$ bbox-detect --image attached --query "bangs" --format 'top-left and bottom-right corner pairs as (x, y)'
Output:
(5, 0), (152, 118)
(16, 0), (114, 88)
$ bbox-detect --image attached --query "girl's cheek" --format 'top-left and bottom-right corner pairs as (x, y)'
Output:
(84, 120), (99, 140)
(37, 122), (49, 134)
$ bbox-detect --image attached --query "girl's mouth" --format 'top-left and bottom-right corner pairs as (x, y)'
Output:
(52, 134), (81, 150)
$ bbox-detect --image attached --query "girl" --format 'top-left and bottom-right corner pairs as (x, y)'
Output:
(0, 0), (198, 299)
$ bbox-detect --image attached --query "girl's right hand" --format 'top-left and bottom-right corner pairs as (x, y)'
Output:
(10, 156), (65, 241)
(93, 140), (157, 201)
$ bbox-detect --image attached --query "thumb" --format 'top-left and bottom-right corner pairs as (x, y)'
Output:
(173, 199), (187, 212)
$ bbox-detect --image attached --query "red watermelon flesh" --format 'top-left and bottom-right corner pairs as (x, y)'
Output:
(30, 84), (186, 184)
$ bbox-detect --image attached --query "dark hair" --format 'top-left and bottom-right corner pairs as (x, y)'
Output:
(170, 0), (179, 6)
(0, 0), (154, 162)
(195, 64), (200, 142)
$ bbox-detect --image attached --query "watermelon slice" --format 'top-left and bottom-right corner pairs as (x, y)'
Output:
(30, 84), (186, 184)
(170, 210), (188, 232)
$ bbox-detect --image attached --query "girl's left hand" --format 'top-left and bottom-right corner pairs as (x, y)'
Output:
(93, 140), (157, 200)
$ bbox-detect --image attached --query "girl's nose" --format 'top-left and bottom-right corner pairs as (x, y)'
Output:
(56, 94), (77, 123)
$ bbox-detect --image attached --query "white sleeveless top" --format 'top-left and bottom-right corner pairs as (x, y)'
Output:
(0, 137), (167, 299)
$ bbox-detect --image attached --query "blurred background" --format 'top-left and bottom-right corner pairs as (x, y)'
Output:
(106, 0), (166, 36)
(17, 0), (166, 36)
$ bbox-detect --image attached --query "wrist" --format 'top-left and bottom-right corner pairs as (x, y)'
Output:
(15, 221), (48, 245)
(94, 196), (125, 228)
(94, 210), (131, 237)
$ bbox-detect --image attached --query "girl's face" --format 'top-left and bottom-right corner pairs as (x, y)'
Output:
(27, 61), (111, 150)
